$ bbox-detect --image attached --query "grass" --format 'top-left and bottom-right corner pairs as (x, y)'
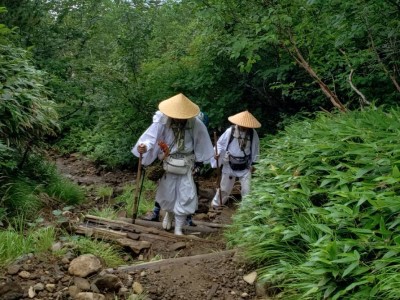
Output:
(1, 155), (85, 221)
(0, 222), (56, 267)
(114, 181), (157, 217)
(88, 205), (120, 219)
(95, 185), (114, 202)
(88, 180), (156, 220)
(45, 177), (85, 205)
(227, 107), (400, 299)
(5, 179), (43, 218)
(66, 235), (126, 267)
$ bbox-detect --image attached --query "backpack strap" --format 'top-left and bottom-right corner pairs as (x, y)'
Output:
(225, 125), (236, 151)
(226, 125), (253, 156)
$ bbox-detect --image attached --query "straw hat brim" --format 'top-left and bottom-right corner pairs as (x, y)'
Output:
(228, 111), (261, 128)
(158, 93), (200, 119)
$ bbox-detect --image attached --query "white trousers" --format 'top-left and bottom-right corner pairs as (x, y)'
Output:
(156, 169), (197, 215)
(212, 170), (251, 206)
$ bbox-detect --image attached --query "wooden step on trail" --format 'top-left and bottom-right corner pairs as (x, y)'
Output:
(122, 217), (228, 230)
(73, 214), (227, 256)
(83, 215), (219, 241)
(117, 249), (236, 272)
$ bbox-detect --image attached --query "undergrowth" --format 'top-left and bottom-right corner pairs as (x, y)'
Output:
(89, 181), (156, 219)
(227, 107), (400, 299)
(0, 223), (56, 267)
(0, 155), (85, 222)
(66, 235), (127, 267)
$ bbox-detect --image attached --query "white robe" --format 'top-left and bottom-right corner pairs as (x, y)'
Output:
(211, 125), (260, 176)
(132, 111), (214, 215)
(211, 125), (260, 206)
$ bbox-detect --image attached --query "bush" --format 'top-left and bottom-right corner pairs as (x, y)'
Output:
(0, 225), (56, 267)
(1, 155), (84, 220)
(227, 107), (400, 299)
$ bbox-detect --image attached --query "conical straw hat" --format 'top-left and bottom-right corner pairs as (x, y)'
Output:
(228, 110), (261, 128)
(158, 93), (200, 119)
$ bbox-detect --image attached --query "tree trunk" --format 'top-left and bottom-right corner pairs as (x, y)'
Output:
(289, 43), (347, 112)
(283, 32), (347, 111)
(368, 30), (400, 93)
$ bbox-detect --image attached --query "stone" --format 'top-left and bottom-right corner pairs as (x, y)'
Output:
(243, 271), (257, 285)
(51, 241), (63, 252)
(68, 285), (80, 298)
(0, 282), (24, 300)
(45, 284), (56, 292)
(68, 254), (102, 277)
(132, 281), (143, 294)
(74, 277), (91, 291)
(92, 274), (122, 292)
(28, 286), (36, 298)
(18, 271), (31, 279)
(168, 242), (187, 251)
(75, 292), (106, 300)
(33, 282), (45, 291)
(7, 265), (20, 275)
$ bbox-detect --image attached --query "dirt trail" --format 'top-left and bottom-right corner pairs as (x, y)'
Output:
(1, 152), (258, 300)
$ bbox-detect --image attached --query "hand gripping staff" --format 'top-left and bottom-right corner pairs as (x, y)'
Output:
(214, 131), (223, 207)
(132, 152), (143, 224)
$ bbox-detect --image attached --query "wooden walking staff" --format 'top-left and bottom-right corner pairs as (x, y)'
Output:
(214, 131), (223, 207)
(132, 153), (143, 224)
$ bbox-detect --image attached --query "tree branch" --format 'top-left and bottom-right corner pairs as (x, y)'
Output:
(339, 48), (370, 108)
(349, 69), (370, 107)
(367, 27), (400, 93)
(287, 33), (347, 112)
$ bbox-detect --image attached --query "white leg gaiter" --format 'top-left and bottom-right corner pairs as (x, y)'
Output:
(174, 215), (186, 235)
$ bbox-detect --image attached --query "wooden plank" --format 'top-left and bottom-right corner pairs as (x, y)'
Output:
(74, 225), (152, 254)
(117, 217), (219, 233)
(84, 215), (216, 243)
(116, 238), (151, 254)
(117, 249), (236, 272)
(75, 225), (127, 239)
(139, 233), (178, 243)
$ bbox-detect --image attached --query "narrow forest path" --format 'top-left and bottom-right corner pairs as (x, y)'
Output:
(53, 152), (259, 299)
(1, 152), (259, 300)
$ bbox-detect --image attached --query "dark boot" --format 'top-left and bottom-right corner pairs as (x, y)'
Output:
(186, 215), (196, 227)
(142, 211), (160, 222)
(142, 203), (160, 222)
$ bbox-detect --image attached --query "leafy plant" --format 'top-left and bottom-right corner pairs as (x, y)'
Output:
(88, 206), (120, 220)
(0, 155), (84, 221)
(0, 223), (56, 267)
(228, 107), (400, 299)
(51, 206), (75, 224)
(114, 181), (156, 218)
(67, 236), (126, 268)
(95, 185), (114, 203)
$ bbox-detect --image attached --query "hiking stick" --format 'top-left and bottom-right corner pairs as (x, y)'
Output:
(132, 153), (143, 224)
(214, 131), (223, 207)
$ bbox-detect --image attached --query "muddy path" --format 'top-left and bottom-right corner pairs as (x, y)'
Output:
(0, 152), (260, 300)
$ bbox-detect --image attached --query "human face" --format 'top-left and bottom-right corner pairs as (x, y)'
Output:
(171, 118), (187, 128)
(172, 118), (187, 124)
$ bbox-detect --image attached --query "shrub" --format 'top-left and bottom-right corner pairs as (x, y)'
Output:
(67, 236), (126, 267)
(227, 107), (400, 299)
(1, 155), (84, 220)
(0, 224), (56, 267)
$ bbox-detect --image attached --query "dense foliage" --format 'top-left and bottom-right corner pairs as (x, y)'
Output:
(228, 107), (400, 299)
(0, 28), (58, 174)
(0, 0), (398, 167)
(0, 1), (400, 295)
(0, 9), (84, 221)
